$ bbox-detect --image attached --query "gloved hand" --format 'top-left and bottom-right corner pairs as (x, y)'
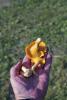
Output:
(10, 53), (52, 100)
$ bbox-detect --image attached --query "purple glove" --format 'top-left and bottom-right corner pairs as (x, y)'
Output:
(10, 53), (52, 100)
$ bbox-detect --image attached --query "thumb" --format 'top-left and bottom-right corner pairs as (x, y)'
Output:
(44, 53), (52, 74)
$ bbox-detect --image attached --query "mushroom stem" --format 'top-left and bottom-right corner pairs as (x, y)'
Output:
(21, 66), (32, 77)
(31, 62), (39, 71)
(21, 62), (39, 77)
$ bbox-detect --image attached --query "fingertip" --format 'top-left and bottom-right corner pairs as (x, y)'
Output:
(22, 55), (29, 63)
(22, 55), (31, 68)
(46, 53), (52, 61)
(16, 59), (23, 67)
(43, 52), (52, 72)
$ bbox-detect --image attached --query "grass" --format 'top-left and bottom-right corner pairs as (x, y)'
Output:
(0, 0), (67, 100)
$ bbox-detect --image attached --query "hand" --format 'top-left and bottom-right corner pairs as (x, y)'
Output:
(10, 53), (52, 100)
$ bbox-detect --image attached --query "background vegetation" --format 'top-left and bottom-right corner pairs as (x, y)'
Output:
(0, 0), (67, 100)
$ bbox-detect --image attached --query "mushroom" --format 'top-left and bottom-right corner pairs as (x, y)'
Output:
(21, 38), (47, 77)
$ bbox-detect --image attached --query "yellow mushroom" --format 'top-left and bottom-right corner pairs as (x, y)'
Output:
(21, 38), (47, 77)
(25, 38), (46, 64)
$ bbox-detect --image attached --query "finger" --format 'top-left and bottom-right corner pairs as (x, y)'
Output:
(44, 53), (52, 73)
(22, 55), (31, 68)
(10, 60), (22, 78)
(37, 53), (52, 94)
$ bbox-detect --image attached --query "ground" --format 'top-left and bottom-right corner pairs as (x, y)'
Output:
(0, 0), (67, 100)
